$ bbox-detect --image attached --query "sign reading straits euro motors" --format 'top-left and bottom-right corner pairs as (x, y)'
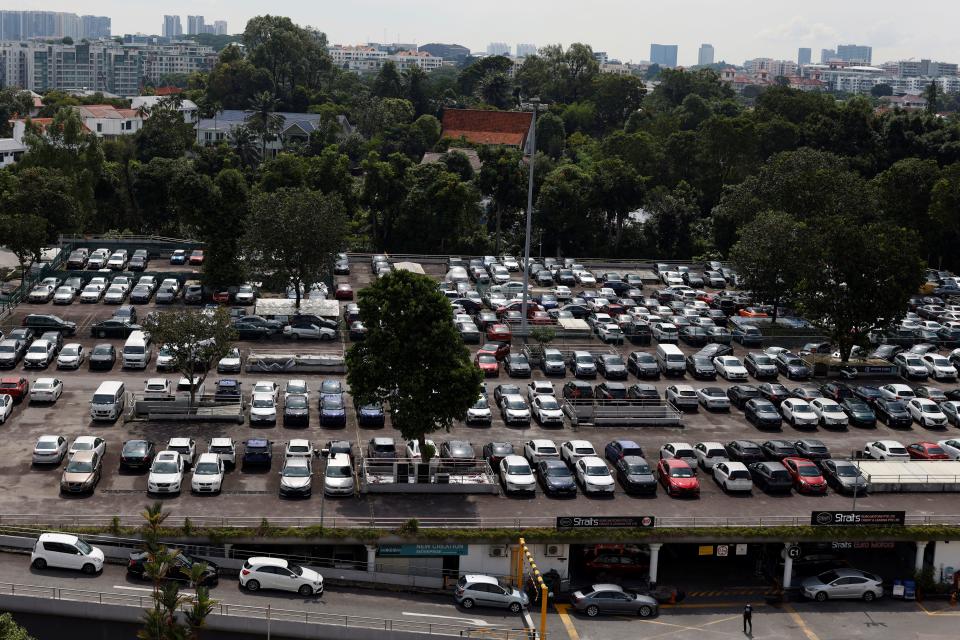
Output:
(810, 511), (906, 526)
(556, 516), (655, 529)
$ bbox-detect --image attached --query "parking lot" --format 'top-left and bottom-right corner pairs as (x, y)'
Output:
(0, 254), (959, 522)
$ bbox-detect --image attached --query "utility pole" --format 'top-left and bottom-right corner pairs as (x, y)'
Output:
(519, 99), (540, 338)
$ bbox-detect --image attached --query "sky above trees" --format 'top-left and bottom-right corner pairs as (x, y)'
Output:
(39, 1), (960, 66)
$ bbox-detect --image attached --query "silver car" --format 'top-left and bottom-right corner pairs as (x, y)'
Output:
(455, 574), (528, 613)
(801, 568), (883, 602)
(820, 459), (869, 495)
(571, 584), (658, 617)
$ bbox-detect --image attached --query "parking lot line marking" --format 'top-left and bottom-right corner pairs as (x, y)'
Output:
(661, 602), (768, 610)
(783, 603), (820, 640)
(400, 612), (489, 625)
(916, 601), (960, 616)
(553, 604), (580, 640)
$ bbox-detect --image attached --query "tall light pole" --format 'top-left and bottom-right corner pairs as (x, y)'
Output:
(519, 99), (540, 338)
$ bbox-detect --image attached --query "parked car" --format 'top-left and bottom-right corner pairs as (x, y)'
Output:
(455, 574), (528, 613)
(570, 584), (658, 618)
(240, 557), (323, 596)
(801, 568), (883, 602)
(31, 533), (103, 574)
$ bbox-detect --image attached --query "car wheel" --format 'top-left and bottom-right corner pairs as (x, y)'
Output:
(97, 330), (106, 338)
(509, 602), (522, 614)
(862, 590), (876, 602)
(81, 563), (97, 575)
(460, 597), (475, 609)
(638, 605), (654, 618)
(289, 333), (299, 340)
(814, 591), (828, 602)
(32, 558), (47, 570)
(245, 579), (260, 592)
(585, 605), (599, 617)
(298, 584), (313, 597)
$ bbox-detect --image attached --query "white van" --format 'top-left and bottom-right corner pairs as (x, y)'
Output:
(122, 330), (153, 369)
(31, 533), (104, 574)
(656, 344), (686, 376)
(444, 266), (470, 284)
(90, 381), (126, 421)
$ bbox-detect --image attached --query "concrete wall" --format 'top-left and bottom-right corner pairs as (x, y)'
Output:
(459, 544), (570, 579)
(931, 541), (960, 583)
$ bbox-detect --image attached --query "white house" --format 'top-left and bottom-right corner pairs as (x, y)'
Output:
(72, 105), (144, 137)
(129, 96), (199, 124)
(0, 138), (27, 167)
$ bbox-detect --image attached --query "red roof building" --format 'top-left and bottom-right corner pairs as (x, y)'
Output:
(441, 108), (533, 148)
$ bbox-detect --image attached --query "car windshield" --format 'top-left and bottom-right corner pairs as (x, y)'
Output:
(539, 398), (560, 410)
(835, 465), (860, 477)
(153, 462), (178, 473)
(93, 347), (112, 356)
(670, 467), (694, 478)
(252, 398), (273, 408)
(286, 396), (307, 409)
(195, 462), (220, 475)
(797, 465), (820, 477)
(888, 401), (907, 411)
(576, 355), (593, 364)
(478, 355), (496, 364)
(123, 443), (147, 455)
(283, 465), (310, 477)
(752, 355), (772, 365)
(636, 354), (655, 363)
(0, 345), (13, 353)
(472, 397), (488, 409)
(36, 441), (56, 450)
(66, 460), (92, 473)
(543, 465), (571, 477)
(506, 398), (527, 410)
(323, 397), (344, 410)
(627, 463), (650, 474)
(792, 405), (814, 414)
(326, 466), (352, 477)
(28, 345), (47, 354)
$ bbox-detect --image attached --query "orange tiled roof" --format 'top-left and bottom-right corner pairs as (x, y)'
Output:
(441, 108), (533, 147)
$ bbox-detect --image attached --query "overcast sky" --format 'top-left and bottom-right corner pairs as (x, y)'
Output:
(29, 0), (959, 65)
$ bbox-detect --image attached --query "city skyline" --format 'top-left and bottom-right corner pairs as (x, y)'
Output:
(13, 1), (960, 65)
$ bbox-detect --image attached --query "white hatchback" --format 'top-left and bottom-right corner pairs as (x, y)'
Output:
(31, 533), (104, 574)
(240, 557), (323, 596)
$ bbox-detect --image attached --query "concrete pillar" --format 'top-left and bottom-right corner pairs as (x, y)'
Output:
(915, 541), (929, 573)
(223, 543), (232, 559)
(782, 542), (795, 589)
(648, 543), (663, 587)
(366, 545), (377, 573)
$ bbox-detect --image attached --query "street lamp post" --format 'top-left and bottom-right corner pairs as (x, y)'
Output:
(520, 99), (540, 338)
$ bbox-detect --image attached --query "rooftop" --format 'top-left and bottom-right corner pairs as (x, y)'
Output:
(441, 108), (533, 147)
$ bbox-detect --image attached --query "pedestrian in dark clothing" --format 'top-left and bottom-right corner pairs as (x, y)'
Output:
(743, 603), (753, 634)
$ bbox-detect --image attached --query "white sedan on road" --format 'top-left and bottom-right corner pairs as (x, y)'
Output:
(714, 356), (748, 381)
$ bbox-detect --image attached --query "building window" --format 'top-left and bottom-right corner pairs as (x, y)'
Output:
(96, 123), (102, 132)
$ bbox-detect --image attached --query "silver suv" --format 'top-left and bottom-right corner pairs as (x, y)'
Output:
(455, 574), (528, 613)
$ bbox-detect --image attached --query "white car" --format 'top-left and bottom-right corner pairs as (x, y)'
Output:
(217, 348), (242, 373)
(148, 451), (185, 494)
(696, 387), (730, 410)
(907, 398), (948, 427)
(284, 379), (309, 401)
(809, 398), (849, 427)
(531, 395), (564, 426)
(864, 440), (910, 460)
(249, 393), (277, 424)
(323, 453), (354, 496)
(283, 324), (337, 340)
(693, 442), (728, 470)
(780, 398), (819, 427)
(69, 436), (105, 460)
(143, 378), (172, 399)
(279, 458), (313, 497)
(501, 394), (531, 425)
(52, 286), (77, 305)
(713, 461), (753, 493)
(659, 442), (698, 469)
(576, 271), (597, 286)
(31, 533), (104, 574)
(252, 380), (280, 401)
(167, 437), (196, 468)
(56, 343), (85, 369)
(285, 439), (313, 458)
(24, 340), (56, 368)
(894, 353), (929, 380)
(574, 457), (615, 494)
(560, 440), (597, 466)
(878, 384), (916, 401)
(652, 322), (678, 342)
(406, 438), (436, 461)
(191, 453), (224, 494)
(714, 356), (749, 381)
(107, 251), (128, 269)
(499, 455), (536, 494)
(208, 438), (236, 466)
(160, 278), (180, 294)
(665, 385), (698, 409)
(937, 439), (960, 460)
(28, 285), (54, 303)
(466, 396), (493, 425)
(79, 284), (104, 303)
(596, 323), (624, 344)
(922, 354), (957, 381)
(240, 557), (323, 596)
(524, 439), (560, 464)
(235, 284), (257, 305)
(32, 435), (67, 465)
(526, 380), (555, 403)
(0, 394), (12, 424)
(29, 377), (63, 403)
(103, 285), (127, 304)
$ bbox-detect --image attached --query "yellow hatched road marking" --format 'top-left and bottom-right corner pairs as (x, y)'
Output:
(783, 603), (821, 640)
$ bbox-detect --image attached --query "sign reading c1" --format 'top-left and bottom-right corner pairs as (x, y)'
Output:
(556, 516), (655, 529)
(787, 545), (801, 559)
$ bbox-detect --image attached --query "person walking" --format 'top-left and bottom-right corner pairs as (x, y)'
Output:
(743, 603), (753, 634)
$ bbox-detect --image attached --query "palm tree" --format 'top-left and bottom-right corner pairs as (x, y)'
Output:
(140, 502), (170, 552)
(228, 124), (259, 168)
(244, 91), (285, 163)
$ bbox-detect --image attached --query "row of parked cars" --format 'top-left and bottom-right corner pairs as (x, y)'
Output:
(28, 273), (229, 307)
(64, 247), (203, 271)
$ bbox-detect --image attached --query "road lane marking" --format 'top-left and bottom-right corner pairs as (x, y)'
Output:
(783, 603), (821, 640)
(401, 612), (489, 625)
(553, 604), (580, 640)
(115, 585), (194, 594)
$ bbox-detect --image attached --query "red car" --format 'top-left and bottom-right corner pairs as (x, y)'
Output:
(529, 310), (552, 325)
(657, 459), (700, 497)
(495, 301), (541, 319)
(0, 377), (29, 401)
(212, 290), (231, 304)
(486, 323), (512, 342)
(189, 249), (204, 265)
(782, 457), (828, 494)
(335, 283), (354, 300)
(739, 307), (769, 318)
(475, 353), (500, 377)
(907, 442), (950, 460)
(478, 342), (510, 361)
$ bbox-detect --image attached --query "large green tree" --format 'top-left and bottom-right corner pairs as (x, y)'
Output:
(477, 146), (527, 253)
(346, 271), (483, 459)
(0, 613), (35, 640)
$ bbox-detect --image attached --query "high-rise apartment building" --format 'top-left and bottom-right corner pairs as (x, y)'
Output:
(516, 43), (537, 57)
(0, 11), (110, 40)
(213, 21), (228, 36)
(187, 15), (205, 36)
(650, 44), (678, 67)
(820, 48), (836, 63)
(798, 47), (811, 66)
(836, 44), (872, 64)
(163, 15), (182, 38)
(698, 44), (715, 66)
(486, 42), (510, 56)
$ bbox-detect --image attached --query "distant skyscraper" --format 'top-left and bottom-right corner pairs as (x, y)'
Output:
(836, 44), (872, 64)
(486, 42), (510, 56)
(516, 43), (537, 57)
(163, 15), (182, 38)
(698, 44), (715, 66)
(213, 20), (228, 36)
(0, 10), (109, 40)
(650, 43), (678, 67)
(187, 15), (205, 36)
(593, 51), (609, 65)
(821, 48), (837, 63)
(798, 47), (811, 66)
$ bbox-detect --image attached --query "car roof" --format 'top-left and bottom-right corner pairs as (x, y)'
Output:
(329, 453), (351, 465)
(247, 557), (289, 568)
(210, 437), (233, 446)
(566, 440), (593, 448)
(531, 439), (556, 447)
(196, 453), (220, 464)
(37, 434), (62, 442)
(372, 437), (394, 445)
(39, 532), (79, 544)
(246, 438), (269, 446)
(168, 437), (192, 446)
(589, 583), (625, 592)
(463, 574), (498, 585)
(502, 455), (528, 465)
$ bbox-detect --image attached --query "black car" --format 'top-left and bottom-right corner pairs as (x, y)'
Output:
(791, 386), (824, 402)
(748, 461), (793, 494)
(725, 440), (765, 464)
(483, 442), (514, 467)
(320, 393), (347, 427)
(234, 320), (272, 340)
(236, 315), (283, 335)
(356, 402), (385, 427)
(744, 398), (783, 429)
(727, 384), (760, 409)
(596, 354), (628, 380)
(561, 380), (593, 400)
(696, 343), (735, 360)
(627, 351), (660, 379)
(127, 551), (218, 586)
(504, 354), (532, 378)
(874, 398), (913, 428)
(615, 456), (657, 495)
(794, 439), (831, 463)
(213, 379), (242, 402)
(22, 314), (77, 336)
(325, 440), (354, 461)
(595, 382), (627, 402)
(841, 398), (877, 428)
(775, 352), (811, 380)
(627, 384), (660, 402)
(120, 440), (155, 470)
(852, 385), (883, 406)
(686, 355), (717, 380)
(536, 459), (577, 497)
(757, 383), (791, 405)
(242, 439), (273, 468)
(283, 394), (310, 427)
(760, 440), (798, 461)
(679, 326), (709, 347)
(744, 352), (778, 379)
(820, 382), (854, 402)
(90, 317), (140, 339)
(88, 343), (116, 370)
